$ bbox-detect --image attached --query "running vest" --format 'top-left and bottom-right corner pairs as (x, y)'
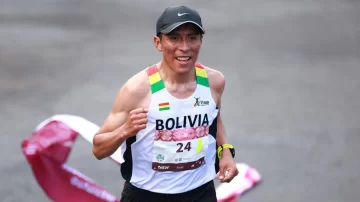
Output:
(120, 62), (219, 194)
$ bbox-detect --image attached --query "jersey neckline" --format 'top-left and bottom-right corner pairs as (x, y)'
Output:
(146, 62), (210, 102)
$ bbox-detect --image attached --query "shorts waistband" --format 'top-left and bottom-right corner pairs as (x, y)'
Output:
(124, 180), (213, 196)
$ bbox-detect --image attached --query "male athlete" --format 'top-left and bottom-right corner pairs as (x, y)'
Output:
(92, 5), (238, 202)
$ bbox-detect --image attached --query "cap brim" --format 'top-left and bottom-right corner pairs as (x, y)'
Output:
(160, 21), (205, 34)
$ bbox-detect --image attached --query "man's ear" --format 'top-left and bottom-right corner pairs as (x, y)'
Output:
(154, 35), (162, 52)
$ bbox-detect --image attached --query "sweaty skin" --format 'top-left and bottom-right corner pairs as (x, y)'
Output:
(92, 72), (150, 160)
(92, 23), (238, 183)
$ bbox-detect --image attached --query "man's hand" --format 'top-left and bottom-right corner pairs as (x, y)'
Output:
(123, 108), (148, 138)
(217, 155), (239, 183)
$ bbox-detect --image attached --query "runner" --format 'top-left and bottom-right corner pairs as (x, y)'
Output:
(92, 5), (239, 202)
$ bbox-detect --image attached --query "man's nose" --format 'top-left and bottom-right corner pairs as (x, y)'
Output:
(179, 39), (190, 52)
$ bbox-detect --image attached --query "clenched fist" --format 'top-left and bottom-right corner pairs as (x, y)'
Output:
(124, 108), (148, 138)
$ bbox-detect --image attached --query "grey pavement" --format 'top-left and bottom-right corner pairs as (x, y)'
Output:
(1, 0), (359, 201)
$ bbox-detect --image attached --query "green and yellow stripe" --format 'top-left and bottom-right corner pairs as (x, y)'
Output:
(146, 64), (210, 94)
(146, 66), (165, 94)
(195, 65), (210, 87)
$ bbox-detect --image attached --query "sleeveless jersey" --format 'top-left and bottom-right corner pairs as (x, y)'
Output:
(119, 62), (219, 194)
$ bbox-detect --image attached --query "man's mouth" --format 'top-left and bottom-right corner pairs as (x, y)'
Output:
(176, 57), (191, 61)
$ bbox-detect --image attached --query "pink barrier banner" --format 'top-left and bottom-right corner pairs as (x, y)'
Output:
(21, 114), (261, 202)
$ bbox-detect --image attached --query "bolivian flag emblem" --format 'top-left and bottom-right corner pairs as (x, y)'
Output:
(158, 102), (170, 111)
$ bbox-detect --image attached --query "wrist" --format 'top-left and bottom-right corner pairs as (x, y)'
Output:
(221, 148), (233, 158)
(115, 124), (130, 140)
(217, 143), (235, 159)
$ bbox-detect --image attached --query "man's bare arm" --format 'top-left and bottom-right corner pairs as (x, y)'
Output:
(214, 100), (233, 158)
(207, 68), (233, 158)
(92, 86), (129, 160)
(207, 67), (238, 183)
(92, 72), (149, 160)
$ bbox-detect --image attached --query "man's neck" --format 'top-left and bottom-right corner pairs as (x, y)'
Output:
(157, 61), (196, 85)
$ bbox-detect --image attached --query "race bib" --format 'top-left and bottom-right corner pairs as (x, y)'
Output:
(152, 126), (209, 172)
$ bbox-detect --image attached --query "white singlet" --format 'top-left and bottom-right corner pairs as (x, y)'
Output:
(119, 62), (219, 194)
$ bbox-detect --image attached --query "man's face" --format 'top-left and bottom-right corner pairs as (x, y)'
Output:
(154, 23), (203, 74)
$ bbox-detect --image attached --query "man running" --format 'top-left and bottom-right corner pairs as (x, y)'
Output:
(92, 5), (238, 202)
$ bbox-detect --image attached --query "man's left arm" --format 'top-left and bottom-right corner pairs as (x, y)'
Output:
(216, 101), (234, 158)
(208, 68), (239, 183)
(215, 93), (239, 183)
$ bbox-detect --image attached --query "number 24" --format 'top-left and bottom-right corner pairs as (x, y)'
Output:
(176, 142), (191, 153)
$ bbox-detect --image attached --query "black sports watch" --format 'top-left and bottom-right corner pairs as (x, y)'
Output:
(217, 144), (235, 159)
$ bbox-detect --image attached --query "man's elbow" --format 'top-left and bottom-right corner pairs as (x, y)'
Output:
(92, 137), (106, 160)
(92, 146), (106, 160)
(92, 134), (103, 160)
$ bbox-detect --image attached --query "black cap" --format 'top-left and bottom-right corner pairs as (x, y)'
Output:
(156, 5), (205, 35)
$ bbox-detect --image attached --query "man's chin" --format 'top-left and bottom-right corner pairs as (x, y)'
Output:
(175, 65), (195, 74)
(175, 60), (196, 70)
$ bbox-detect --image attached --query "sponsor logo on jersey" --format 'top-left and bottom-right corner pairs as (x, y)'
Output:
(194, 97), (209, 107)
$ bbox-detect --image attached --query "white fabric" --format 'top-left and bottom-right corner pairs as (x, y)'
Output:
(125, 84), (219, 194)
(34, 114), (125, 164)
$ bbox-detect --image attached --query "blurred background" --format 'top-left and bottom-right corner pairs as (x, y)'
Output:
(1, 0), (359, 201)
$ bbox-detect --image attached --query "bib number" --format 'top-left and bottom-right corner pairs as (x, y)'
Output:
(176, 142), (192, 153)
(152, 136), (209, 172)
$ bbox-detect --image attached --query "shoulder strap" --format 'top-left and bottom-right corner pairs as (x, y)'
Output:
(146, 63), (209, 93)
(195, 62), (210, 87)
(146, 65), (165, 94)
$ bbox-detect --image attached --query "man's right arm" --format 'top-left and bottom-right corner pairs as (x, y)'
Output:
(92, 72), (149, 160)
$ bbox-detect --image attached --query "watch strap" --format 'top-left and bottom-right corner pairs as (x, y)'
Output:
(217, 143), (234, 159)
